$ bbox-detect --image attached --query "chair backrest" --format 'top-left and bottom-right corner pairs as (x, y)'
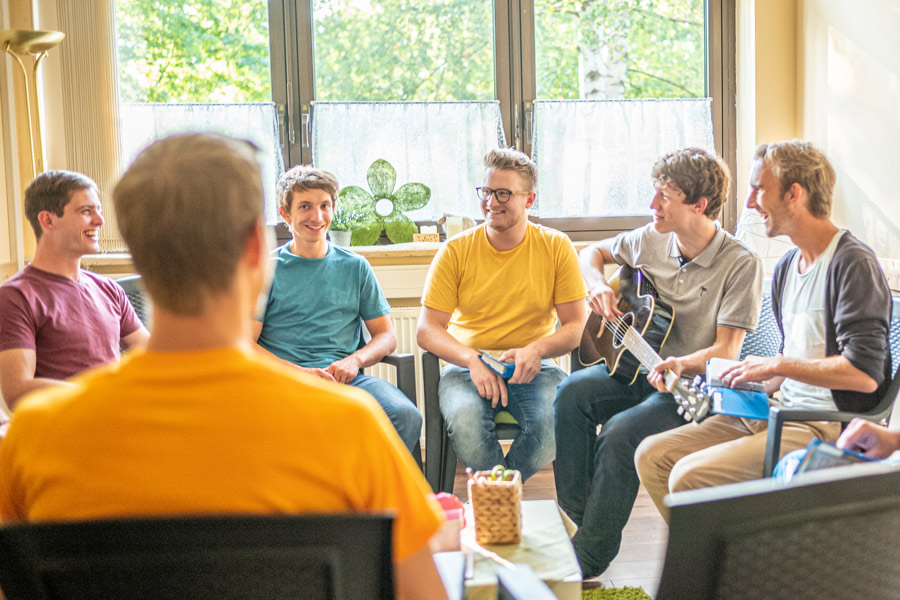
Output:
(0, 513), (394, 600)
(115, 274), (152, 328)
(657, 462), (900, 600)
(739, 279), (781, 360)
(742, 289), (899, 392)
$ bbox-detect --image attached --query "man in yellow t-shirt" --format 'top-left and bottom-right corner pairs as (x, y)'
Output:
(417, 148), (587, 481)
(0, 133), (448, 600)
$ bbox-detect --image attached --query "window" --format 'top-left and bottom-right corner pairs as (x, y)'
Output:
(114, 0), (283, 223)
(531, 0), (715, 220)
(274, 0), (734, 235)
(113, 0), (734, 234)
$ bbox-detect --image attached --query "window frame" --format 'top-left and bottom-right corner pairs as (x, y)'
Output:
(268, 0), (736, 238)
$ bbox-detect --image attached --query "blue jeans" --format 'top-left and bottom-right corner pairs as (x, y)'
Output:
(553, 364), (685, 577)
(350, 374), (422, 455)
(439, 360), (565, 482)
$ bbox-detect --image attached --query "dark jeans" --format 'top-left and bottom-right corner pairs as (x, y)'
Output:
(553, 364), (685, 577)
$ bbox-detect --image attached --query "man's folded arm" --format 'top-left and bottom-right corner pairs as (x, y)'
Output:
(0, 348), (74, 410)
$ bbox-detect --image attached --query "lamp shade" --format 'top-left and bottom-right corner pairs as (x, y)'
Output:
(0, 29), (65, 54)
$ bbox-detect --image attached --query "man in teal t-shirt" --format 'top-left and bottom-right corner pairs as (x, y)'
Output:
(252, 166), (422, 453)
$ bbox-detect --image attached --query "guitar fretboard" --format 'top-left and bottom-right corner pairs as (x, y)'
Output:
(620, 325), (677, 390)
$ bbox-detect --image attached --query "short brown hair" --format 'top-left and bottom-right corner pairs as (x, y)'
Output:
(276, 165), (339, 214)
(754, 140), (835, 217)
(651, 148), (730, 219)
(483, 147), (537, 192)
(25, 170), (97, 240)
(113, 133), (264, 315)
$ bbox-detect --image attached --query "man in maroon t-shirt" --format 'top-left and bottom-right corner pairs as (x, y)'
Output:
(0, 171), (149, 434)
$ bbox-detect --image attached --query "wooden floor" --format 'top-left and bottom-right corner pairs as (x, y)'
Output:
(449, 460), (668, 597)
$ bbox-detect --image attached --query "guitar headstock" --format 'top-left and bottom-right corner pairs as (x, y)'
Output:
(671, 375), (712, 423)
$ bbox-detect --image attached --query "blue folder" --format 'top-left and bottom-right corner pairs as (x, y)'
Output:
(708, 386), (771, 420)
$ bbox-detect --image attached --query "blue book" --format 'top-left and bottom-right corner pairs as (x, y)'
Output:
(708, 386), (770, 420)
(478, 350), (515, 379)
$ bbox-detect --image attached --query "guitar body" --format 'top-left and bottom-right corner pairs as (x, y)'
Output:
(578, 265), (674, 384)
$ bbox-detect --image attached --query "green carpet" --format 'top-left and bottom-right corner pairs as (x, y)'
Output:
(582, 586), (652, 600)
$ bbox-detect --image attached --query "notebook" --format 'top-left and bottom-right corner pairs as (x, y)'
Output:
(478, 350), (515, 379)
(706, 358), (770, 420)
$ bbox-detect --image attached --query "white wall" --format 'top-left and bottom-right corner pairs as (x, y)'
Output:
(798, 0), (900, 286)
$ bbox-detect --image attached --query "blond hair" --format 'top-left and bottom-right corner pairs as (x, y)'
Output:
(651, 148), (731, 219)
(113, 133), (264, 315)
(483, 147), (537, 192)
(754, 141), (835, 217)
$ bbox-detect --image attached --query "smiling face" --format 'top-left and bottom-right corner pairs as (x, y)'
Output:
(746, 159), (791, 238)
(649, 180), (702, 235)
(480, 168), (535, 234)
(279, 188), (334, 256)
(48, 188), (104, 258)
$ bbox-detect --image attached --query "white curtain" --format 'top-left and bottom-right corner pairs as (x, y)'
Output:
(119, 103), (284, 223)
(531, 99), (714, 217)
(312, 101), (506, 220)
(54, 0), (126, 251)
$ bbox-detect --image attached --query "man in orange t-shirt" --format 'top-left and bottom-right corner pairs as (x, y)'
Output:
(0, 133), (447, 600)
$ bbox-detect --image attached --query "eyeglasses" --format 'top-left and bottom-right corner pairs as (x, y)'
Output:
(475, 187), (530, 203)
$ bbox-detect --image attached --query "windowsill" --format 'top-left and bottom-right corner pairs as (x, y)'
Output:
(80, 240), (596, 275)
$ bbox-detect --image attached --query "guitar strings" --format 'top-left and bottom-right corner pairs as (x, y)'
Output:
(606, 315), (660, 368)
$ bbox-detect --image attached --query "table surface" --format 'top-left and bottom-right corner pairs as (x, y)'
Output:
(459, 499), (582, 599)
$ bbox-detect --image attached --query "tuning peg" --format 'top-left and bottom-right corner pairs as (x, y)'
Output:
(684, 411), (693, 422)
(677, 405), (685, 416)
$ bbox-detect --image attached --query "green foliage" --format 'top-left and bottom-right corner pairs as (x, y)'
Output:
(581, 586), (652, 600)
(535, 0), (705, 99)
(329, 205), (367, 232)
(116, 0), (271, 102)
(116, 0), (704, 105)
(312, 0), (494, 101)
(337, 159), (431, 245)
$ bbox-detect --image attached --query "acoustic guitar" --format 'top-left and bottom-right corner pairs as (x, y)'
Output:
(578, 265), (674, 384)
(578, 265), (712, 422)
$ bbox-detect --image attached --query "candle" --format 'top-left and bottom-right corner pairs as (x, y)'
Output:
(445, 216), (464, 239)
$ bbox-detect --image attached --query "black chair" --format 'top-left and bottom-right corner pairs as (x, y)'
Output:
(115, 274), (152, 327)
(0, 513), (394, 600)
(423, 350), (521, 493)
(762, 297), (900, 476)
(113, 274), (424, 471)
(657, 462), (900, 600)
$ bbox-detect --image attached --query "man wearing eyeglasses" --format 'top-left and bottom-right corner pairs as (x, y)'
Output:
(554, 148), (763, 578)
(416, 148), (588, 483)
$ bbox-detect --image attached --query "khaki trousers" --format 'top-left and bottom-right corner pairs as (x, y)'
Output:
(635, 414), (840, 521)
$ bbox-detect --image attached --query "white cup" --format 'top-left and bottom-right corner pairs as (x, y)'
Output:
(445, 216), (464, 239)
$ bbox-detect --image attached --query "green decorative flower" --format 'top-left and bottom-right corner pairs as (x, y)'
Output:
(338, 159), (431, 245)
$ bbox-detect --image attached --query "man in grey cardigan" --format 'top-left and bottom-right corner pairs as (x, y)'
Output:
(636, 140), (892, 519)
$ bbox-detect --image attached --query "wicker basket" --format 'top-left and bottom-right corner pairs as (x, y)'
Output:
(468, 469), (522, 544)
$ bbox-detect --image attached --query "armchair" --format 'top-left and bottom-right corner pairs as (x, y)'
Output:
(762, 296), (900, 476)
(423, 350), (520, 493)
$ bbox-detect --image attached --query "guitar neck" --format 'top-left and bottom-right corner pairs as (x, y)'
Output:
(622, 328), (678, 390)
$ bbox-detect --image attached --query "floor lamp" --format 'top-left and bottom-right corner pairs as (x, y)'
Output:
(0, 29), (65, 176)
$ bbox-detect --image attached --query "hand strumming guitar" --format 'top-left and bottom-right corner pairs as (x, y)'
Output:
(587, 280), (624, 321)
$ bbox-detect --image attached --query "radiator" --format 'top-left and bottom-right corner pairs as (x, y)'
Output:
(364, 307), (573, 428)
(364, 306), (427, 418)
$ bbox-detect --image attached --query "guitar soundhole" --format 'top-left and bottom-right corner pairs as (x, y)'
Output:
(610, 313), (635, 347)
